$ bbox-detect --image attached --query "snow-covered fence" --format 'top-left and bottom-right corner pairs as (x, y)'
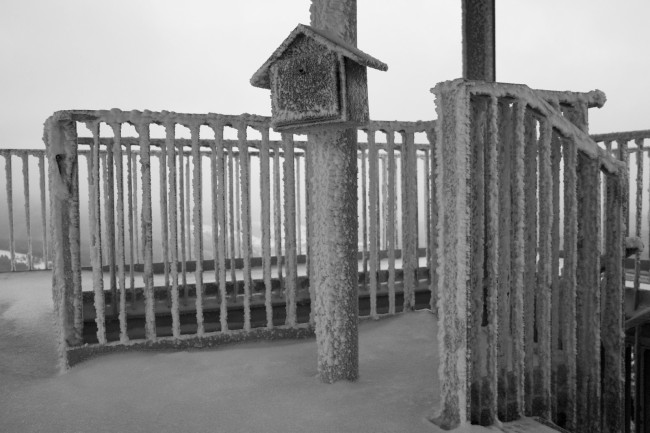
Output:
(592, 130), (650, 309)
(432, 79), (626, 432)
(0, 149), (49, 272)
(43, 109), (435, 369)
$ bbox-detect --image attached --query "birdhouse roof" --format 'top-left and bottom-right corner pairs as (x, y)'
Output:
(250, 23), (388, 89)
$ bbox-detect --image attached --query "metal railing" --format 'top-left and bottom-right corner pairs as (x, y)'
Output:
(0, 149), (49, 272)
(432, 79), (626, 432)
(43, 109), (436, 369)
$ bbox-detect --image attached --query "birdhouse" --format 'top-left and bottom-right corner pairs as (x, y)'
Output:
(250, 24), (388, 133)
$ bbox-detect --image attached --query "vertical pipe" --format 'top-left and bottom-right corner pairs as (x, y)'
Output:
(259, 127), (273, 328)
(283, 133), (297, 327)
(618, 140), (629, 238)
(424, 147), (431, 286)
(305, 140), (314, 325)
(405, 131), (418, 310)
(386, 131), (396, 314)
(137, 118), (156, 340)
(561, 138), (578, 431)
(210, 126), (220, 309)
(111, 123), (128, 342)
(165, 121), (180, 338)
(462, 0), (496, 81)
(190, 122), (204, 336)
(21, 154), (33, 270)
(38, 153), (48, 268)
(87, 122), (106, 345)
(238, 123), (252, 331)
(602, 172), (624, 432)
(368, 130), (379, 318)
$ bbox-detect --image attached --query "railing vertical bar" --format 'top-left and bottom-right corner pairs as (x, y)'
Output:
(179, 143), (188, 302)
(87, 122), (106, 344)
(159, 126), (169, 302)
(234, 154), (241, 258)
(166, 121), (180, 338)
(305, 141), (314, 325)
(137, 120), (156, 340)
(283, 133), (297, 327)
(602, 172), (624, 432)
(186, 155), (192, 261)
(21, 153), (33, 270)
(0, 160), (13, 264)
(134, 152), (141, 265)
(381, 153), (389, 252)
(126, 141), (135, 306)
(401, 131), (418, 311)
(386, 131), (396, 314)
(424, 147), (431, 285)
(497, 101), (513, 421)
(259, 127), (273, 328)
(295, 154), (302, 257)
(213, 123), (228, 331)
(561, 137), (578, 431)
(111, 123), (128, 342)
(523, 109), (538, 415)
(104, 126), (118, 318)
(238, 123), (252, 332)
(536, 118), (553, 418)
(575, 152), (601, 432)
(273, 142), (284, 291)
(227, 144), (237, 297)
(368, 130), (379, 318)
(427, 129), (438, 312)
(550, 128), (562, 423)
(634, 139), (643, 309)
(70, 126), (83, 348)
(101, 151), (108, 267)
(483, 95), (499, 424)
(210, 128), (219, 313)
(468, 95), (487, 423)
(38, 153), (48, 268)
(190, 123), (204, 335)
(510, 101), (526, 419)
(361, 140), (369, 293)
(618, 139), (629, 237)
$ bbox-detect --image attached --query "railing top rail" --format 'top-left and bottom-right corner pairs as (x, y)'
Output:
(44, 109), (435, 136)
(432, 79), (625, 176)
(591, 129), (650, 143)
(0, 149), (46, 156)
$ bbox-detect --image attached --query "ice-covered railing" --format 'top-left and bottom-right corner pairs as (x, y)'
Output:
(43, 109), (436, 369)
(432, 79), (626, 432)
(0, 149), (50, 272)
(592, 129), (650, 310)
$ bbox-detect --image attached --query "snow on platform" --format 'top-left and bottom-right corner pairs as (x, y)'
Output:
(1, 271), (564, 432)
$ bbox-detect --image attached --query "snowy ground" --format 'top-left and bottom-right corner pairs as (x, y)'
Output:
(0, 271), (562, 432)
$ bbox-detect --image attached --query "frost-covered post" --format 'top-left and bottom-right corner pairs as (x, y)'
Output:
(44, 112), (84, 370)
(250, 0), (386, 383)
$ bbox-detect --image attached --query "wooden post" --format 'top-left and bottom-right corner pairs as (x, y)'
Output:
(308, 0), (359, 383)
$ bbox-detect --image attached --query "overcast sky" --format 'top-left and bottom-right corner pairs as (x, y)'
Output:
(1, 0), (649, 149)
